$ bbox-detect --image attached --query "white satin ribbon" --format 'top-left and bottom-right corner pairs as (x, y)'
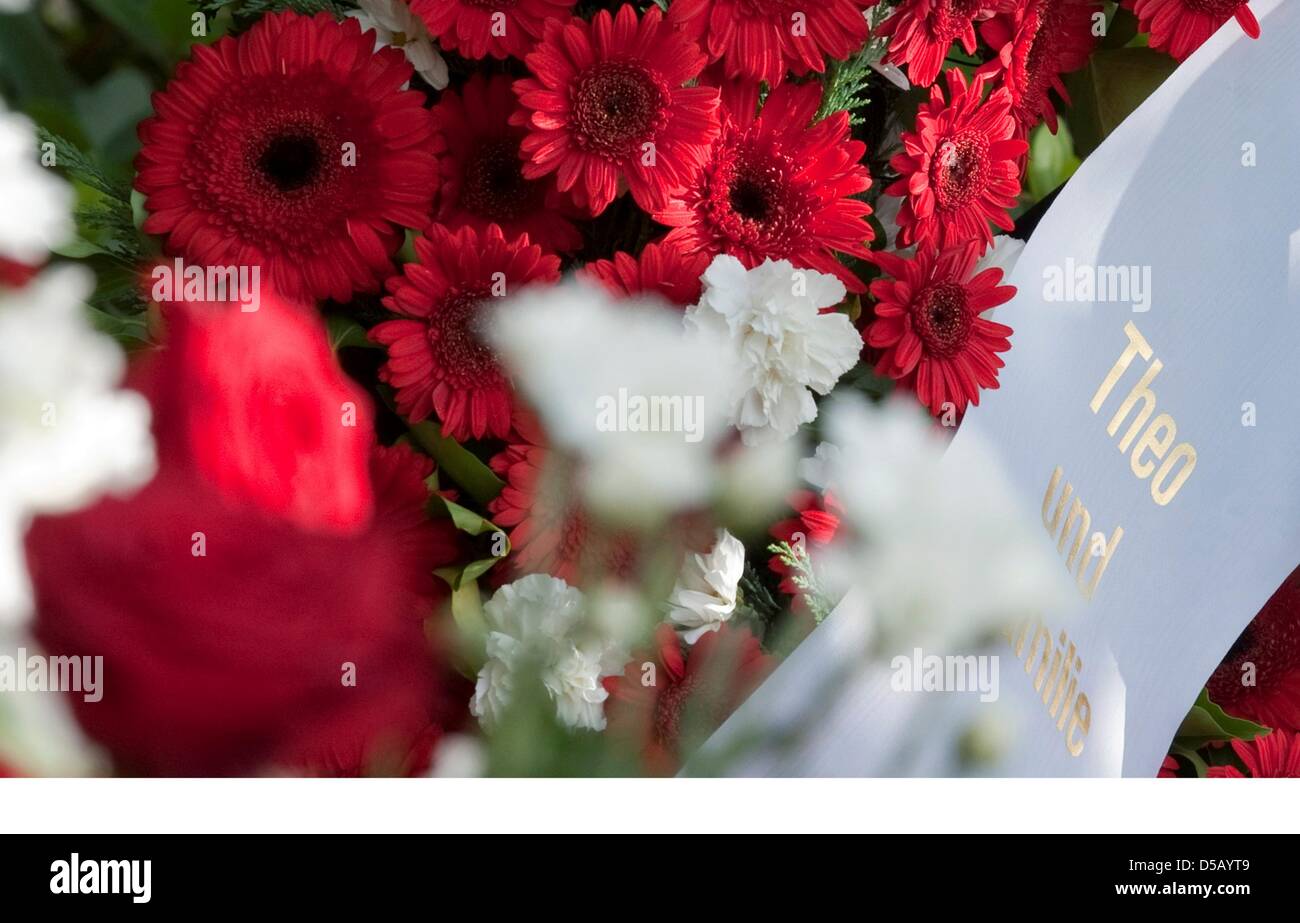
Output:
(696, 0), (1300, 776)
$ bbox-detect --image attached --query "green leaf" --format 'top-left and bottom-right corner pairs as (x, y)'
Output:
(409, 421), (505, 507)
(325, 314), (380, 352)
(430, 494), (508, 588)
(51, 235), (109, 259)
(1061, 48), (1177, 158)
(437, 576), (487, 675)
(1025, 118), (1080, 203)
(0, 10), (79, 107)
(435, 494), (502, 538)
(1174, 689), (1270, 748)
(1101, 6), (1141, 50)
(83, 0), (208, 67)
(74, 68), (154, 166)
(87, 305), (151, 346)
(1168, 744), (1208, 778)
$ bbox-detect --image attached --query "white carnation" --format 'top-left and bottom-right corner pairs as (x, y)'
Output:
(351, 0), (449, 90)
(0, 106), (73, 265)
(688, 255), (861, 446)
(470, 574), (627, 732)
(0, 267), (156, 625)
(667, 528), (745, 644)
(488, 279), (738, 524)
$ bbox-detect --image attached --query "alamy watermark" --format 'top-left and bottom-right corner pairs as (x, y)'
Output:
(890, 648), (999, 703)
(595, 387), (705, 443)
(1043, 258), (1152, 313)
(0, 648), (102, 702)
(150, 257), (261, 312)
(50, 854), (150, 903)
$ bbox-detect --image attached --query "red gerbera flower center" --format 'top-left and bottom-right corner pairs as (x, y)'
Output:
(460, 138), (544, 222)
(708, 138), (814, 254)
(570, 62), (670, 158)
(188, 86), (361, 252)
(1183, 0), (1244, 14)
(932, 131), (991, 211)
(429, 291), (500, 386)
(653, 674), (695, 745)
(257, 131), (326, 192)
(934, 0), (986, 36)
(914, 282), (972, 356)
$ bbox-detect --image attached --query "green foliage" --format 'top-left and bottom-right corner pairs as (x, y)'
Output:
(408, 421), (506, 507)
(817, 40), (887, 125)
(1023, 118), (1081, 205)
(1060, 47), (1177, 157)
(738, 561), (774, 626)
(85, 0), (212, 67)
(325, 314), (381, 352)
(1175, 689), (1269, 749)
(1165, 688), (1270, 777)
(767, 540), (832, 624)
(192, 0), (353, 24)
(35, 126), (128, 203)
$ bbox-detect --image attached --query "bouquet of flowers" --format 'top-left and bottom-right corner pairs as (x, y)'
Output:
(1, 0), (1291, 779)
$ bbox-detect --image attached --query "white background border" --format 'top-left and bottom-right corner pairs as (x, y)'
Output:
(3, 779), (1296, 833)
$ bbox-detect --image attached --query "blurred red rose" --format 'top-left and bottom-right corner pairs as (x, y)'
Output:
(25, 301), (466, 776)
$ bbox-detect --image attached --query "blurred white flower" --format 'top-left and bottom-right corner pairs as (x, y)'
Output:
(819, 394), (1072, 653)
(488, 279), (737, 524)
(0, 632), (105, 776)
(0, 267), (156, 625)
(350, 0), (449, 90)
(0, 1), (33, 15)
(427, 732), (487, 778)
(688, 255), (860, 446)
(470, 574), (627, 732)
(667, 528), (745, 644)
(0, 106), (73, 266)
(714, 435), (799, 531)
(798, 442), (841, 491)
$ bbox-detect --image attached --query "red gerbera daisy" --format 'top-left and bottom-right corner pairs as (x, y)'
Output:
(668, 0), (873, 87)
(134, 12), (437, 304)
(511, 4), (721, 216)
(431, 74), (583, 254)
(654, 80), (874, 292)
(369, 224), (560, 441)
(1157, 754), (1181, 777)
(488, 409), (639, 584)
(978, 0), (1102, 133)
(768, 489), (841, 598)
(603, 623), (775, 775)
(580, 241), (710, 307)
(1123, 0), (1260, 62)
(410, 0), (576, 60)
(876, 0), (1018, 88)
(885, 69), (1026, 251)
(1205, 565), (1300, 732)
(1208, 729), (1300, 778)
(865, 240), (1016, 417)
